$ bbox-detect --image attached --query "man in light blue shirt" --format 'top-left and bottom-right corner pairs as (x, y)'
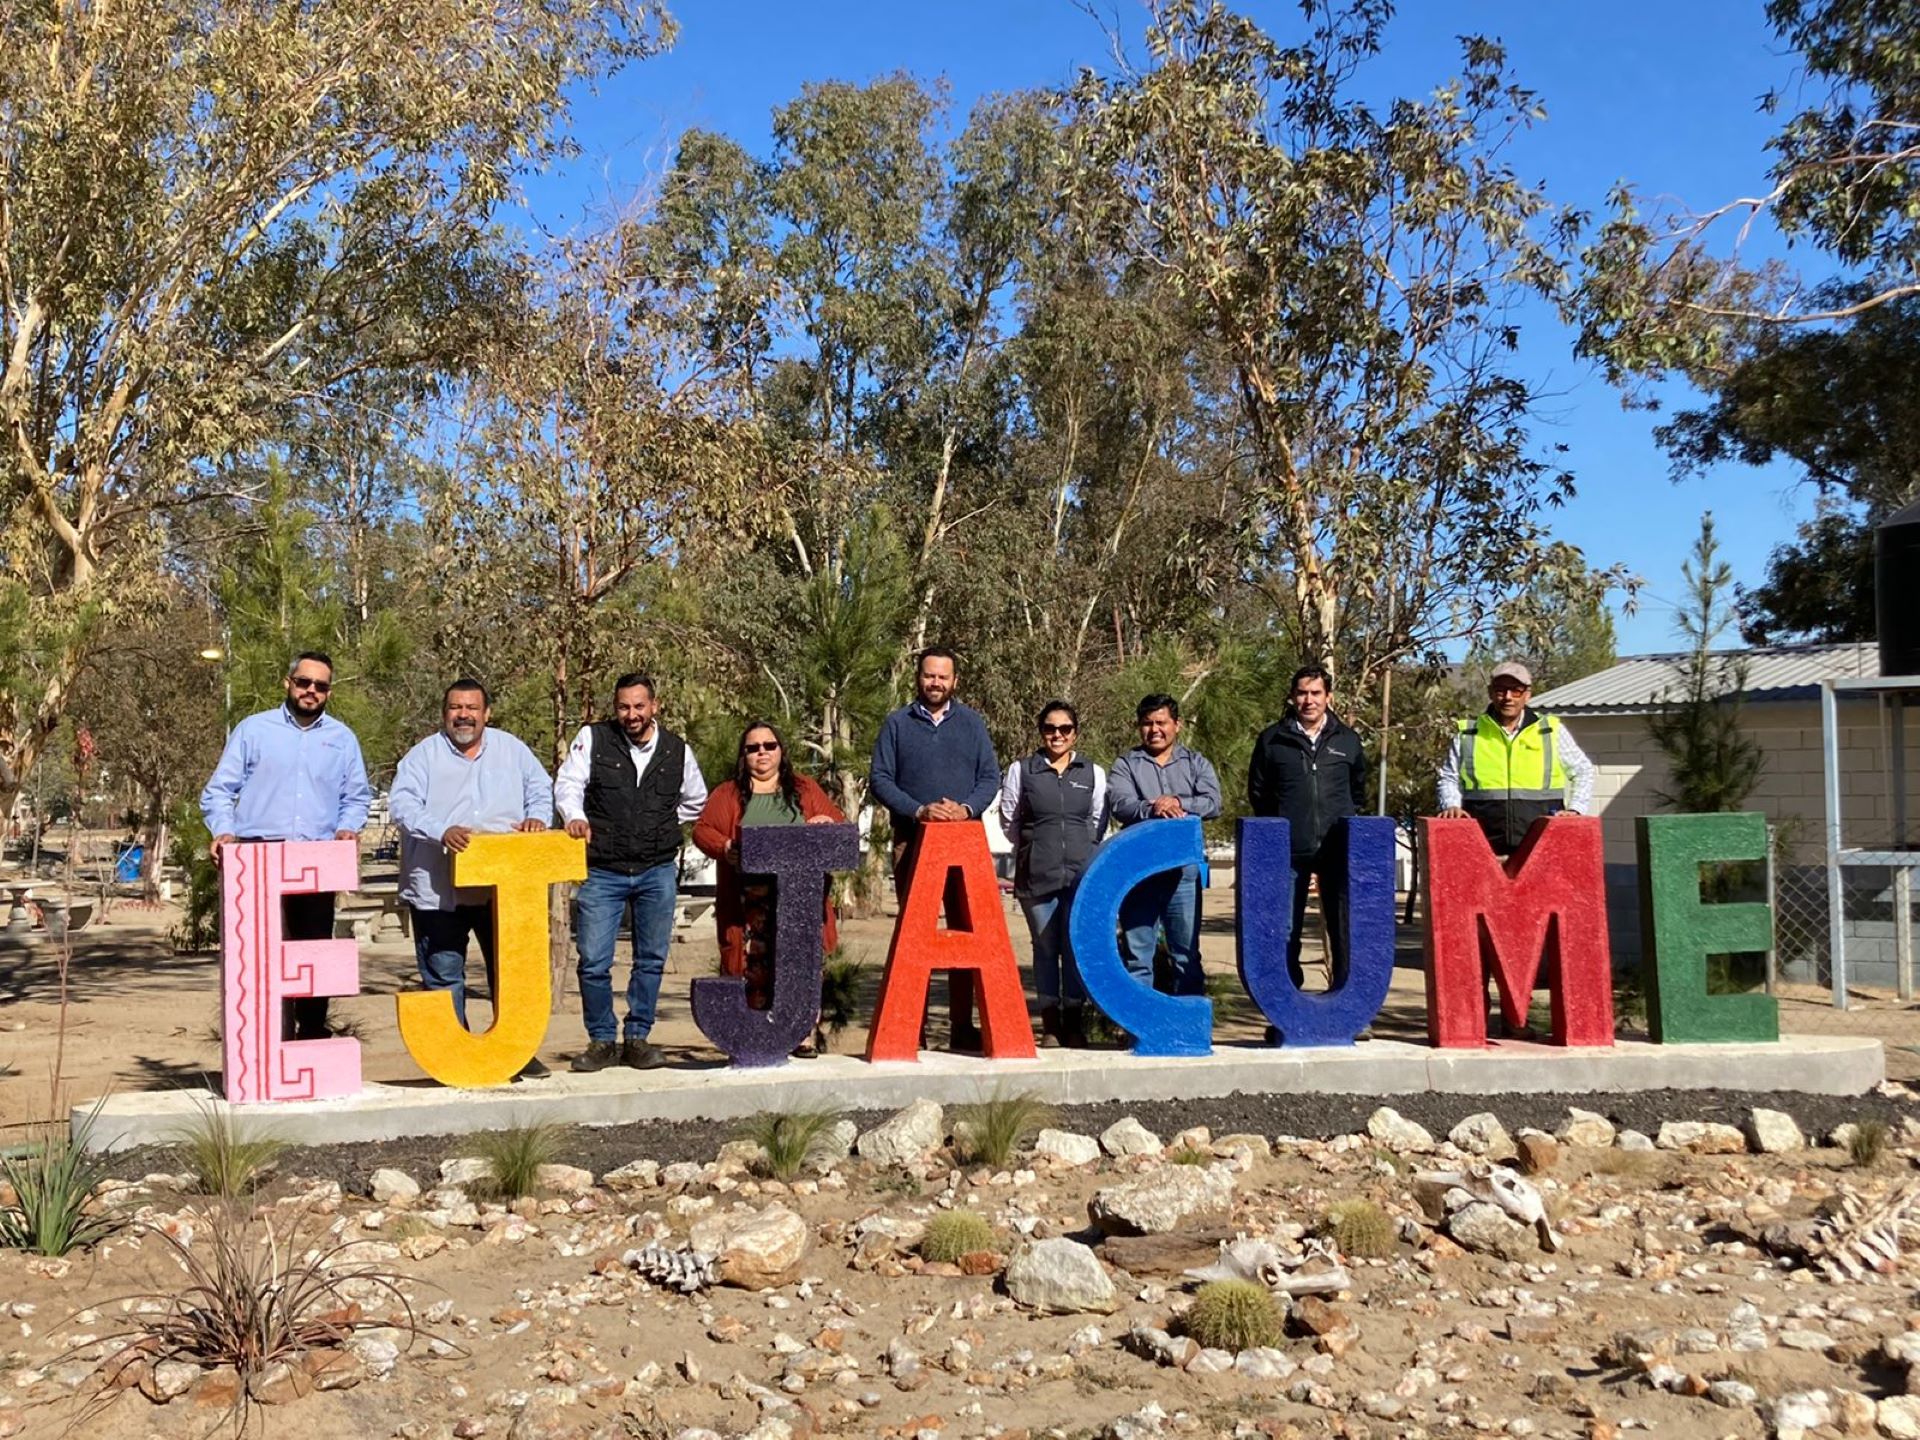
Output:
(200, 651), (373, 1041)
(389, 679), (554, 1073)
(1106, 692), (1223, 998)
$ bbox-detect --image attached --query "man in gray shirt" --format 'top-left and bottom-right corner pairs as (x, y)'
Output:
(1107, 693), (1223, 997)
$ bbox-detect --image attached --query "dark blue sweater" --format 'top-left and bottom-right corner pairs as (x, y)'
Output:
(869, 703), (1000, 830)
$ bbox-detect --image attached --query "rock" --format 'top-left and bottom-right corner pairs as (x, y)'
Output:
(1100, 1117), (1163, 1158)
(1514, 1131), (1559, 1175)
(1880, 1396), (1920, 1439)
(1554, 1108), (1615, 1149)
(141, 1359), (201, 1402)
(1617, 1129), (1655, 1151)
(440, 1157), (492, 1188)
(535, 1163), (595, 1194)
(304, 1349), (366, 1392)
(1656, 1121), (1746, 1154)
(856, 1099), (944, 1167)
(811, 1120), (858, 1171)
(1004, 1237), (1118, 1314)
(689, 1202), (810, 1290)
(1447, 1202), (1533, 1260)
(370, 1168), (420, 1205)
(1034, 1129), (1102, 1167)
(247, 1359), (314, 1405)
(0, 1408), (21, 1439)
(1293, 1297), (1360, 1357)
(1088, 1165), (1234, 1235)
(1234, 1347), (1296, 1381)
(601, 1159), (660, 1191)
(1830, 1122), (1860, 1150)
(1772, 1391), (1832, 1438)
(1449, 1113), (1515, 1160)
(349, 1336), (401, 1378)
(1366, 1107), (1433, 1152)
(1744, 1108), (1806, 1155)
(1708, 1379), (1757, 1408)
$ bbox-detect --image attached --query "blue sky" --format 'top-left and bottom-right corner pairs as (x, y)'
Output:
(521, 1), (1829, 655)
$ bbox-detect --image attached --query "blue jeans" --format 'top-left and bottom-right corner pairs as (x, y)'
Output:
(1019, 890), (1086, 1006)
(411, 902), (498, 1030)
(574, 863), (678, 1043)
(1119, 864), (1205, 996)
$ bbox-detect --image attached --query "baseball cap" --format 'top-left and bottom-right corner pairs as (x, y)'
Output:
(1489, 660), (1533, 688)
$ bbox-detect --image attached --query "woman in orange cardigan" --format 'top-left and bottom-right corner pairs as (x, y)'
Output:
(692, 720), (845, 1054)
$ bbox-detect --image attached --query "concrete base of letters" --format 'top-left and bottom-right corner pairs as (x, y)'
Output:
(73, 1033), (1884, 1152)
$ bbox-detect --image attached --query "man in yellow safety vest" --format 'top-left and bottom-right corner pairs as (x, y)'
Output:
(1436, 659), (1594, 856)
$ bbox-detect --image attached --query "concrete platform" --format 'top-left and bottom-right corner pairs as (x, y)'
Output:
(72, 1034), (1885, 1152)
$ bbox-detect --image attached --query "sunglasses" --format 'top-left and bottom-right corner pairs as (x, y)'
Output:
(1039, 723), (1076, 735)
(743, 741), (780, 754)
(290, 677), (332, 693)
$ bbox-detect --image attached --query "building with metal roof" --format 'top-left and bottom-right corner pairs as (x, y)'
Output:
(1532, 643), (1879, 715)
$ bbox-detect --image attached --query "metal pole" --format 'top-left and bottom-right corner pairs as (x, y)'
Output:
(1894, 695), (1912, 1001)
(1376, 663), (1392, 817)
(1822, 680), (1848, 1010)
(1765, 824), (1778, 997)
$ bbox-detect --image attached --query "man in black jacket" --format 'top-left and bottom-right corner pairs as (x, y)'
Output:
(1247, 666), (1369, 996)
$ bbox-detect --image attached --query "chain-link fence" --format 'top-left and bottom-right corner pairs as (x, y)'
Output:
(1770, 832), (1920, 996)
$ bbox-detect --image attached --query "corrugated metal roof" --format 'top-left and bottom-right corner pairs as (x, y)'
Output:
(1531, 643), (1879, 715)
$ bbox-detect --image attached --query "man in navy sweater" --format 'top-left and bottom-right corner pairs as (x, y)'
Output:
(870, 647), (1001, 1051)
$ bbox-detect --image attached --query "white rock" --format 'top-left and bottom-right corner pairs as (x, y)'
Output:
(1003, 1238), (1117, 1314)
(1448, 1113), (1515, 1160)
(1446, 1202), (1533, 1260)
(1234, 1347), (1296, 1381)
(689, 1203), (810, 1291)
(1772, 1390), (1831, 1437)
(855, 1099), (944, 1167)
(1553, 1107), (1615, 1149)
(601, 1159), (660, 1190)
(1744, 1108), (1805, 1154)
(1708, 1379), (1757, 1408)
(1366, 1107), (1434, 1152)
(1884, 1333), (1920, 1367)
(1616, 1129), (1655, 1151)
(1034, 1129), (1102, 1166)
(369, 1168), (419, 1204)
(1880, 1396), (1920, 1439)
(1100, 1117), (1164, 1158)
(439, 1157), (492, 1188)
(811, 1120), (858, 1171)
(536, 1163), (595, 1195)
(1089, 1165), (1234, 1236)
(146, 1360), (200, 1399)
(1656, 1120), (1746, 1154)
(1829, 1122), (1860, 1150)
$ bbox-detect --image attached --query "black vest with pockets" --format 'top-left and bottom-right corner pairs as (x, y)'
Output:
(583, 721), (688, 874)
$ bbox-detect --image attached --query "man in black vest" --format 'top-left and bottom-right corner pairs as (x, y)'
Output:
(555, 672), (709, 1071)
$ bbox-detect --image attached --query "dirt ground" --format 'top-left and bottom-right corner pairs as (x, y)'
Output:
(7, 884), (1920, 1438)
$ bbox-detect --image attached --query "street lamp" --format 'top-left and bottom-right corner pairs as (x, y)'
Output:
(197, 637), (232, 737)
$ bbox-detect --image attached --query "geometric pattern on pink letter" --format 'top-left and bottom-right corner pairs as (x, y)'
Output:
(219, 840), (362, 1103)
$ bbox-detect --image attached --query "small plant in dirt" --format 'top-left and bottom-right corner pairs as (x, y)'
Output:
(470, 1120), (561, 1200)
(819, 951), (867, 1035)
(874, 1172), (921, 1199)
(920, 1210), (995, 1263)
(1180, 1279), (1284, 1352)
(1851, 1118), (1890, 1168)
(953, 1086), (1052, 1169)
(172, 1104), (287, 1197)
(1168, 1147), (1211, 1165)
(0, 1114), (120, 1257)
(1320, 1199), (1394, 1258)
(86, 1204), (434, 1423)
(739, 1107), (843, 1180)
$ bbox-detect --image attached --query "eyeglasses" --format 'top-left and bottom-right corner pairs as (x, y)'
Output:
(290, 677), (332, 693)
(743, 741), (780, 754)
(1039, 723), (1076, 735)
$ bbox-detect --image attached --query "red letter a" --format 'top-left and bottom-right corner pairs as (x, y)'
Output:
(866, 823), (1036, 1061)
(1422, 817), (1614, 1048)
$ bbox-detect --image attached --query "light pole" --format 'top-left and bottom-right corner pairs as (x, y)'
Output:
(198, 624), (232, 737)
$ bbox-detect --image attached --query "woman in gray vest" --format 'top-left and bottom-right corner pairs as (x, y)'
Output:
(998, 700), (1108, 1048)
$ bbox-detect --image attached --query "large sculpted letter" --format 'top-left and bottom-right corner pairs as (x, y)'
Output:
(1422, 816), (1614, 1048)
(1237, 817), (1397, 1046)
(396, 832), (586, 1087)
(866, 823), (1035, 1061)
(1069, 818), (1213, 1057)
(693, 823), (859, 1066)
(221, 840), (361, 1103)
(1636, 813), (1778, 1043)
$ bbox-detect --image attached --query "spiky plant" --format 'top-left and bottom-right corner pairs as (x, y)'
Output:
(469, 1121), (561, 1200)
(0, 1113), (120, 1257)
(920, 1211), (994, 1264)
(1321, 1198), (1394, 1258)
(1181, 1279), (1284, 1352)
(171, 1103), (287, 1197)
(1851, 1118), (1890, 1168)
(819, 952), (867, 1035)
(953, 1086), (1053, 1169)
(738, 1107), (843, 1180)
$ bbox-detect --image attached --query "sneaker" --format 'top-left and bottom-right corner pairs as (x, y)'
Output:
(570, 1040), (621, 1073)
(512, 1055), (551, 1081)
(622, 1038), (666, 1070)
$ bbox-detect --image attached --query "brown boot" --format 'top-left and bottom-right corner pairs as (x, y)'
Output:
(1038, 1004), (1064, 1049)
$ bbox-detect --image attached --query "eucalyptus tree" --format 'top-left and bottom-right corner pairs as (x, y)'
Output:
(0, 0), (674, 815)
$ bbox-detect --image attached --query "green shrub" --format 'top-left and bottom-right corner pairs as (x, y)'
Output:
(738, 1107), (843, 1180)
(1851, 1118), (1890, 1169)
(1181, 1279), (1283, 1352)
(1321, 1198), (1394, 1258)
(171, 1105), (286, 1197)
(953, 1086), (1052, 1169)
(819, 952), (866, 1035)
(470, 1121), (561, 1200)
(0, 1114), (120, 1257)
(1168, 1147), (1211, 1165)
(920, 1210), (994, 1263)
